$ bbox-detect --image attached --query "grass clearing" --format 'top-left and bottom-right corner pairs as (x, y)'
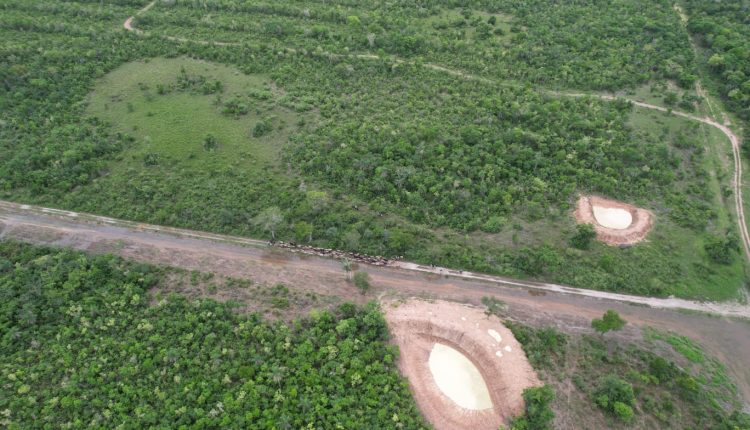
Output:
(86, 57), (305, 174)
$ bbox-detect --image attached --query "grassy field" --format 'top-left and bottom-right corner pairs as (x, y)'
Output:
(87, 57), (304, 174)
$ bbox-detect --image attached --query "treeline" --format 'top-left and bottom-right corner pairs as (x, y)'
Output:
(0, 242), (427, 428)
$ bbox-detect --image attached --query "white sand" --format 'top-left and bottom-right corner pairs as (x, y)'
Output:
(504, 345), (512, 352)
(488, 329), (502, 343)
(592, 206), (632, 230)
(428, 343), (493, 410)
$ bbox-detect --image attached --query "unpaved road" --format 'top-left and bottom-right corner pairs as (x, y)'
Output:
(2, 200), (750, 405)
(122, 3), (750, 261)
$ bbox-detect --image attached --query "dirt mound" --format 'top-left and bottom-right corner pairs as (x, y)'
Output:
(383, 299), (540, 430)
(575, 195), (653, 246)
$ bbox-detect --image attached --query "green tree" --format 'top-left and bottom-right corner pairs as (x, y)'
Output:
(704, 233), (739, 264)
(294, 220), (313, 242)
(591, 310), (626, 335)
(252, 207), (284, 239)
(341, 258), (353, 280)
(570, 224), (596, 250)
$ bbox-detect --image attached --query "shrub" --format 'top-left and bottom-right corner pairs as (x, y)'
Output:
(510, 385), (555, 430)
(143, 152), (160, 166)
(481, 215), (507, 233)
(203, 134), (218, 152)
(591, 310), (626, 335)
(223, 97), (249, 116)
(252, 119), (273, 137)
(594, 375), (636, 418)
(704, 233), (739, 264)
(613, 401), (635, 423)
(353, 271), (371, 294)
(506, 322), (567, 370)
(570, 224), (596, 250)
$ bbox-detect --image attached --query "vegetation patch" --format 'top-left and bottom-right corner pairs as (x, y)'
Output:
(504, 320), (750, 429)
(86, 57), (303, 172)
(0, 242), (427, 428)
(0, 0), (745, 302)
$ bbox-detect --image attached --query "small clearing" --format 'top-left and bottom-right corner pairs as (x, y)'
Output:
(575, 195), (653, 246)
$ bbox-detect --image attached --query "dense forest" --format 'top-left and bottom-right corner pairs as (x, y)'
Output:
(0, 242), (427, 428)
(684, 0), (750, 133)
(0, 0), (746, 301)
(135, 0), (696, 90)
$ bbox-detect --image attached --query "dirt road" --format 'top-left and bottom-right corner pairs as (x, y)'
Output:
(2, 201), (750, 405)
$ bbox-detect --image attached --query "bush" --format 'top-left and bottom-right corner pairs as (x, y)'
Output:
(481, 215), (507, 233)
(143, 152), (160, 166)
(506, 322), (567, 370)
(594, 375), (636, 419)
(704, 233), (739, 264)
(510, 385), (555, 430)
(203, 134), (218, 152)
(613, 401), (635, 423)
(252, 119), (273, 137)
(570, 224), (596, 250)
(591, 310), (626, 335)
(353, 271), (371, 294)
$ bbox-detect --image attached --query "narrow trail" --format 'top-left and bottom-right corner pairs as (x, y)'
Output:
(122, 3), (750, 261)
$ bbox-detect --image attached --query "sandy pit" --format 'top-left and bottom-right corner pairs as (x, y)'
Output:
(575, 195), (653, 246)
(592, 206), (632, 230)
(383, 299), (541, 430)
(429, 343), (493, 410)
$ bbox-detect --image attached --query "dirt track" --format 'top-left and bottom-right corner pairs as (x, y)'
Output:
(1, 201), (750, 406)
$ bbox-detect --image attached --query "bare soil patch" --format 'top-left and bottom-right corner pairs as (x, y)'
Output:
(383, 299), (540, 430)
(575, 195), (653, 246)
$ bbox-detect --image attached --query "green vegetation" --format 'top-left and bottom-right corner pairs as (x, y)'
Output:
(509, 385), (555, 430)
(594, 375), (636, 423)
(0, 242), (427, 428)
(570, 224), (596, 250)
(507, 322), (750, 429)
(591, 310), (627, 336)
(684, 0), (750, 132)
(0, 0), (745, 302)
(136, 0), (694, 91)
(353, 271), (371, 294)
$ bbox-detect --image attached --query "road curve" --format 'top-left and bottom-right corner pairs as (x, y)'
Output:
(122, 3), (749, 261)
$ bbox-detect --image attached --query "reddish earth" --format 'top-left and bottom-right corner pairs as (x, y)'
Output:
(574, 195), (653, 246)
(384, 299), (539, 430)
